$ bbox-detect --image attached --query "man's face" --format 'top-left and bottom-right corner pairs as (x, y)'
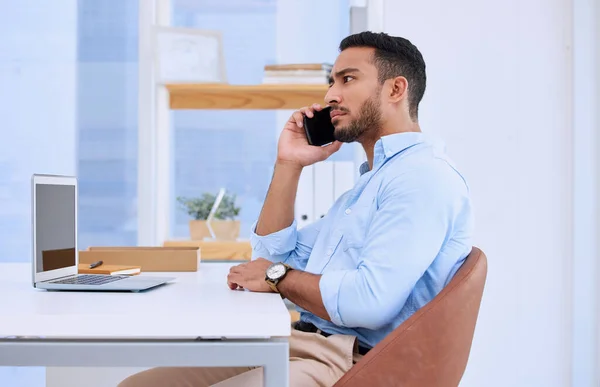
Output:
(325, 47), (384, 143)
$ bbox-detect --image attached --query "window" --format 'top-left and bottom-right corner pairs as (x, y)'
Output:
(0, 0), (139, 263)
(76, 0), (139, 249)
(0, 2), (78, 267)
(0, 1), (139, 382)
(169, 0), (353, 240)
(170, 1), (278, 239)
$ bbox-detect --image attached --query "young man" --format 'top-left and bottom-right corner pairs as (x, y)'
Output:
(120, 31), (473, 387)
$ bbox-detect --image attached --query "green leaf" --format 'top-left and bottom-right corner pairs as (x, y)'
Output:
(176, 192), (241, 220)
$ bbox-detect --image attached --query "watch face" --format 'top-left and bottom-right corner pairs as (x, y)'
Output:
(266, 263), (286, 280)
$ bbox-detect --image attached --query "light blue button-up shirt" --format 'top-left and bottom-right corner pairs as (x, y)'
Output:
(251, 132), (473, 349)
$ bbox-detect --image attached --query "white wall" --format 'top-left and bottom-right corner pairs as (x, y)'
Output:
(0, 0), (78, 263)
(572, 0), (599, 385)
(382, 0), (577, 386)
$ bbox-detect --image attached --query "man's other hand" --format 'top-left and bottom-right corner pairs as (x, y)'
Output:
(227, 258), (274, 292)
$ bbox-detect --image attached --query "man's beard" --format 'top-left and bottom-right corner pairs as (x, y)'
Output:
(333, 95), (383, 143)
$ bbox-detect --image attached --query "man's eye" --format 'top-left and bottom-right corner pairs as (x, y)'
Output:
(343, 76), (354, 83)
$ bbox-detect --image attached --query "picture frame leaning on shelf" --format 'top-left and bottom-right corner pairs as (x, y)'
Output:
(153, 25), (227, 84)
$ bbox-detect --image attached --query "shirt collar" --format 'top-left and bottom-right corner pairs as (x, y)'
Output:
(359, 132), (430, 175)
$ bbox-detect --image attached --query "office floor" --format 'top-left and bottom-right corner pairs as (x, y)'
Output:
(0, 367), (44, 386)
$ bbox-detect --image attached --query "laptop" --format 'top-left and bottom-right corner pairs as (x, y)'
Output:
(31, 174), (174, 291)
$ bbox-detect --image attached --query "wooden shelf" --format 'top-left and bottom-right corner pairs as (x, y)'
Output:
(165, 83), (328, 110)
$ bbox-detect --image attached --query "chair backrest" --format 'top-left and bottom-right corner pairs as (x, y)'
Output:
(334, 247), (488, 387)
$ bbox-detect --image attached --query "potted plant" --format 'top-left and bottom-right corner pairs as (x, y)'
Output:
(177, 192), (241, 241)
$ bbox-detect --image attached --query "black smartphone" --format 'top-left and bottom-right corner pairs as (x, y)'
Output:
(303, 106), (336, 146)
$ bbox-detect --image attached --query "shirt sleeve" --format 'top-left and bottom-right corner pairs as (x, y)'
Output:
(250, 217), (324, 271)
(319, 168), (468, 329)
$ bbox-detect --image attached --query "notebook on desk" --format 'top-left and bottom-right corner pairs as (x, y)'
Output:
(31, 174), (173, 292)
(77, 263), (141, 276)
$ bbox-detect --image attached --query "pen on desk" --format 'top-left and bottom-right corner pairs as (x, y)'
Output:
(89, 260), (103, 269)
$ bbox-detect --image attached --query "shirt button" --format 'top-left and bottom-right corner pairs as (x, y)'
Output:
(326, 248), (333, 256)
(345, 208), (352, 215)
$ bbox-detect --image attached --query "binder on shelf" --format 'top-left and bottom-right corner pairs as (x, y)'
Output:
(264, 63), (332, 71)
(262, 63), (331, 84)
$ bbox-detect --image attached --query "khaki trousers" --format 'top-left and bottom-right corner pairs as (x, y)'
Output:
(118, 328), (362, 387)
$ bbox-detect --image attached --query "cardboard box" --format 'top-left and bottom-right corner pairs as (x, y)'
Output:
(163, 240), (251, 261)
(79, 246), (200, 272)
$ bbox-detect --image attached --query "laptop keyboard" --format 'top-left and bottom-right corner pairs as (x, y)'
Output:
(49, 274), (124, 286)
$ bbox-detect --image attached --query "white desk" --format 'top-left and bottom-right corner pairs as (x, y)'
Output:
(0, 263), (291, 387)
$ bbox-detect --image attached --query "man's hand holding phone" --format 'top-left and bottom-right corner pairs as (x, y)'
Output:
(276, 104), (342, 168)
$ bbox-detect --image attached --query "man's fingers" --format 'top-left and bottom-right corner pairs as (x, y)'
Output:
(289, 104), (325, 128)
(290, 106), (318, 128)
(229, 283), (244, 291)
(302, 106), (314, 118)
(320, 141), (342, 157)
(227, 273), (238, 289)
(329, 141), (343, 152)
(291, 111), (305, 127)
(228, 271), (243, 284)
(227, 275), (241, 290)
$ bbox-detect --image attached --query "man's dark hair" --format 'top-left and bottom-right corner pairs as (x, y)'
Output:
(339, 31), (426, 121)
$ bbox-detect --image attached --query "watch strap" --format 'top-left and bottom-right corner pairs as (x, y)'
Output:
(266, 263), (292, 293)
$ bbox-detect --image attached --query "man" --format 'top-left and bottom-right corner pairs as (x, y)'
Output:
(120, 31), (473, 387)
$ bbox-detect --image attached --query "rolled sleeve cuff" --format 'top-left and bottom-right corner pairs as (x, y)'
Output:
(250, 219), (298, 258)
(319, 270), (348, 327)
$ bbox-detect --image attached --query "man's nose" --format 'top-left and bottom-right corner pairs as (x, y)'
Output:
(324, 88), (341, 106)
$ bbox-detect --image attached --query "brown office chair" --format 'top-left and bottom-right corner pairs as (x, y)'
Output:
(334, 247), (487, 387)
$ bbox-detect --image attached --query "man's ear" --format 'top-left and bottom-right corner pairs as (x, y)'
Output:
(388, 76), (408, 104)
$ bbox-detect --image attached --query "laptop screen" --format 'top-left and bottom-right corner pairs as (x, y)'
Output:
(35, 183), (76, 273)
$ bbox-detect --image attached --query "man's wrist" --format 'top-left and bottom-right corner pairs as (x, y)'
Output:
(276, 268), (296, 296)
(274, 159), (304, 173)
